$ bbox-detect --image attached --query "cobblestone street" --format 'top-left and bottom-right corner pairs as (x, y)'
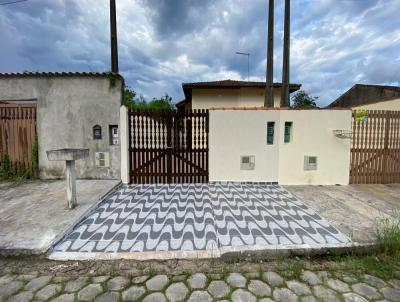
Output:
(1, 258), (400, 302)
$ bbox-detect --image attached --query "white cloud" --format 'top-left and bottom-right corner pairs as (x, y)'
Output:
(0, 0), (398, 105)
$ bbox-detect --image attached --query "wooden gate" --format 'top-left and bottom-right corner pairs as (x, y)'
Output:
(128, 109), (209, 184)
(350, 110), (400, 184)
(0, 104), (37, 171)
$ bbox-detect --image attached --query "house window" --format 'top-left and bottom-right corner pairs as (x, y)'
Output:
(93, 125), (102, 140)
(267, 122), (275, 145)
(284, 122), (293, 143)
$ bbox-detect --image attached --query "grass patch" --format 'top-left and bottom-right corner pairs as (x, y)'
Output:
(147, 265), (156, 277)
(331, 213), (400, 279)
(376, 215), (400, 257)
(275, 258), (305, 279)
(340, 254), (400, 280)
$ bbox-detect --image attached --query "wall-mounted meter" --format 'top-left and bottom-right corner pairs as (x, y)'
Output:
(109, 125), (119, 145)
(240, 155), (255, 170)
(95, 152), (110, 167)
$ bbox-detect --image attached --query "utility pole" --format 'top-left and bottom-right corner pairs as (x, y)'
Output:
(110, 0), (119, 73)
(281, 0), (290, 107)
(264, 0), (274, 107)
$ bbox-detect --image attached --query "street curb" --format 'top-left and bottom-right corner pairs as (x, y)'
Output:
(48, 242), (381, 261)
(220, 242), (381, 261)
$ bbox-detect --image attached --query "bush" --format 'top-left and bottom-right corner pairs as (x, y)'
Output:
(0, 140), (39, 181)
(0, 153), (11, 179)
(29, 140), (39, 178)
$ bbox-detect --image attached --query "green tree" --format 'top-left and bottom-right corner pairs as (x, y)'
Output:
(291, 90), (319, 109)
(122, 87), (146, 109)
(122, 87), (175, 110)
(148, 94), (175, 110)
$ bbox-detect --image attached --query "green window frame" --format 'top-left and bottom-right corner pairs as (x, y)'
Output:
(267, 122), (275, 145)
(284, 121), (293, 143)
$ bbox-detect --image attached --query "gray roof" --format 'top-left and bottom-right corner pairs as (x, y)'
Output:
(0, 71), (122, 79)
(328, 84), (400, 108)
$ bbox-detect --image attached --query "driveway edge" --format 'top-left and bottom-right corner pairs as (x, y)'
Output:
(48, 242), (380, 261)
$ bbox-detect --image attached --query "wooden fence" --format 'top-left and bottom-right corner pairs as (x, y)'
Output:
(0, 104), (37, 171)
(350, 110), (400, 184)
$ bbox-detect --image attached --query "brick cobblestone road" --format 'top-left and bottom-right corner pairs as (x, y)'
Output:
(2, 267), (400, 301)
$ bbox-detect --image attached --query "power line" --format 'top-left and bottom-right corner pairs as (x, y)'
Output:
(0, 0), (29, 6)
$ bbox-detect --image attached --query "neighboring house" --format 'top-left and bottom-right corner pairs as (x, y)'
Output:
(328, 84), (400, 110)
(0, 72), (123, 179)
(176, 80), (301, 110)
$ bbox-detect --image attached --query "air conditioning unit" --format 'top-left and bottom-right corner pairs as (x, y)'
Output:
(304, 156), (317, 171)
(240, 155), (255, 170)
(95, 152), (110, 168)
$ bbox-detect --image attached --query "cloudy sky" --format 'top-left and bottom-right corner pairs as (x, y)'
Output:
(0, 0), (399, 106)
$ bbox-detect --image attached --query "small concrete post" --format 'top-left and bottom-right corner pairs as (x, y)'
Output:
(47, 148), (89, 210)
(66, 160), (77, 209)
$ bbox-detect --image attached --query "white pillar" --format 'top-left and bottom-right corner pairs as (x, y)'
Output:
(66, 160), (77, 209)
(120, 106), (130, 184)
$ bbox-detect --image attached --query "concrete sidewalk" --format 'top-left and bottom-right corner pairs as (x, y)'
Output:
(0, 180), (120, 255)
(285, 184), (400, 243)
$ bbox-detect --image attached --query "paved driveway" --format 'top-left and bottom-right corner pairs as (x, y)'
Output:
(51, 183), (350, 259)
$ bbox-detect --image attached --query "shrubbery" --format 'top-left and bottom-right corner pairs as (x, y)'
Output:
(0, 140), (39, 181)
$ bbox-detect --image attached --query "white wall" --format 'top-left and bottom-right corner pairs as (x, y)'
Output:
(278, 110), (352, 185)
(209, 110), (280, 182)
(208, 109), (352, 185)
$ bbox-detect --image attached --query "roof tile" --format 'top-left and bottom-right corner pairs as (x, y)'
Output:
(0, 71), (122, 78)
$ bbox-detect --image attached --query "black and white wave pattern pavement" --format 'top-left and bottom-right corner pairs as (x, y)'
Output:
(53, 183), (350, 253)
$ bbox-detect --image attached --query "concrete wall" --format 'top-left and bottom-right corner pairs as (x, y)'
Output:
(192, 87), (282, 109)
(353, 98), (400, 110)
(208, 109), (352, 185)
(278, 110), (351, 185)
(209, 110), (280, 182)
(0, 76), (122, 179)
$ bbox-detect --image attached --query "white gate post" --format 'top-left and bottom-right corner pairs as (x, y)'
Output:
(65, 160), (77, 209)
(120, 106), (130, 184)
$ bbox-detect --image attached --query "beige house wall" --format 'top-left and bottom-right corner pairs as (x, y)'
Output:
(353, 98), (400, 110)
(208, 109), (352, 185)
(192, 87), (282, 109)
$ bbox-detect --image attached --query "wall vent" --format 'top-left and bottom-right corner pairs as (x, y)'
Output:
(240, 155), (255, 170)
(304, 156), (317, 171)
(95, 152), (110, 168)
